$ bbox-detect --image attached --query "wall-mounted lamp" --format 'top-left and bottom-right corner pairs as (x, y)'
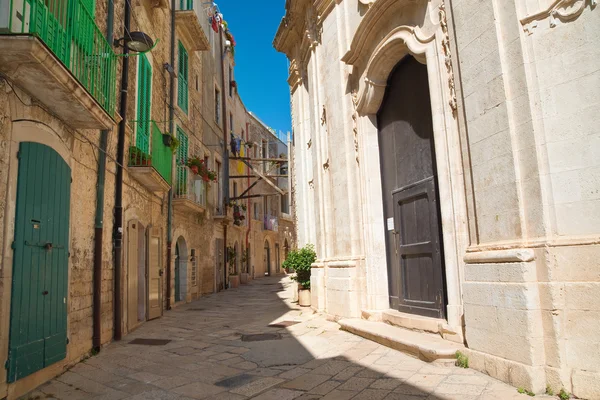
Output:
(114, 31), (155, 53)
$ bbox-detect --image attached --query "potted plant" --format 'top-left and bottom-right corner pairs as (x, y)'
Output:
(129, 146), (151, 166)
(186, 157), (218, 184)
(169, 135), (180, 153)
(227, 246), (239, 288)
(240, 248), (249, 284)
(283, 244), (316, 307)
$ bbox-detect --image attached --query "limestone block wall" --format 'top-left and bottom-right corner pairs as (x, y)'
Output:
(0, 84), (120, 398)
(452, 0), (600, 396)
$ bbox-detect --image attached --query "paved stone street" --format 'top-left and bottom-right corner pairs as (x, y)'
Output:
(27, 276), (550, 400)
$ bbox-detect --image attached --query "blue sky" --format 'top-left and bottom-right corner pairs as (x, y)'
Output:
(217, 1), (291, 135)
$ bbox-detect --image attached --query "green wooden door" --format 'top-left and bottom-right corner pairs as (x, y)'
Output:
(8, 142), (71, 382)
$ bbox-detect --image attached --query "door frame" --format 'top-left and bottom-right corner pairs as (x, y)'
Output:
(0, 122), (74, 392)
(348, 22), (469, 333)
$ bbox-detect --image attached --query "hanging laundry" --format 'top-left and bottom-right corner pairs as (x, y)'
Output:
(211, 15), (219, 33)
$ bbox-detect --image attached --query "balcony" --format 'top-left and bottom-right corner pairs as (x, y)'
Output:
(264, 214), (279, 232)
(128, 121), (172, 192)
(0, 0), (117, 128)
(173, 165), (208, 213)
(175, 0), (210, 52)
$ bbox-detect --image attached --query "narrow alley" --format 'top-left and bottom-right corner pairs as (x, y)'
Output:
(28, 277), (546, 400)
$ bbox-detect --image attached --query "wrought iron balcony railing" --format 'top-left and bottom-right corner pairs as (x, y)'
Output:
(1, 0), (117, 116)
(264, 214), (279, 232)
(174, 165), (207, 208)
(129, 121), (173, 186)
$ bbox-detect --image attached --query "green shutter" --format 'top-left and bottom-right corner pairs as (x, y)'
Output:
(81, 0), (96, 16)
(136, 54), (152, 154)
(176, 127), (189, 191)
(177, 41), (189, 114)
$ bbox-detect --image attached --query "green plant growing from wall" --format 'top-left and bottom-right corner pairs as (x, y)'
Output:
(558, 389), (570, 400)
(455, 351), (469, 368)
(283, 244), (316, 289)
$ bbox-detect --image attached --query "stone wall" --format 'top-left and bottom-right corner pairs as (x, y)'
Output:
(275, 0), (599, 398)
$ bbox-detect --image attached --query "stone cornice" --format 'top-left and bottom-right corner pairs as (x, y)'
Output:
(314, 0), (336, 22)
(342, 0), (427, 65)
(520, 0), (597, 34)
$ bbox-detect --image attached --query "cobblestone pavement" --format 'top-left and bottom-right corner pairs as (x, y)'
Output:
(28, 276), (551, 400)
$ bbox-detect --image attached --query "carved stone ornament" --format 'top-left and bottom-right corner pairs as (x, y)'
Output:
(308, 179), (314, 189)
(359, 0), (376, 6)
(321, 105), (327, 126)
(323, 158), (330, 170)
(351, 89), (360, 164)
(353, 25), (434, 115)
(439, 2), (458, 116)
(521, 0), (597, 34)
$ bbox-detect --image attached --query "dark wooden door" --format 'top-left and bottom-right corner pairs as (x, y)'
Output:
(377, 56), (446, 319)
(8, 142), (71, 382)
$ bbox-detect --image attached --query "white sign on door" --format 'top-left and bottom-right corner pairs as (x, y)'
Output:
(387, 217), (394, 231)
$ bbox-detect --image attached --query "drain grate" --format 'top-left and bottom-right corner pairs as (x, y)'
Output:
(268, 321), (300, 328)
(187, 308), (206, 311)
(129, 338), (171, 346)
(241, 333), (282, 342)
(215, 373), (257, 388)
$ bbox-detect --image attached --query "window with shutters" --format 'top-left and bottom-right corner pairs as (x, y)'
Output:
(177, 41), (189, 114)
(215, 87), (221, 124)
(179, 0), (192, 10)
(176, 127), (189, 193)
(136, 54), (152, 154)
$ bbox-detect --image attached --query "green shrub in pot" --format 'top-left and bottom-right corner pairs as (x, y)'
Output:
(283, 244), (316, 289)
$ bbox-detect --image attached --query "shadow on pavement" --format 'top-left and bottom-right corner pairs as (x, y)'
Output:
(28, 275), (526, 400)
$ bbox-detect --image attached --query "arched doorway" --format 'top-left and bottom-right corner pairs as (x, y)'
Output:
(264, 240), (271, 276)
(377, 55), (446, 319)
(175, 236), (188, 302)
(275, 243), (281, 274)
(284, 239), (291, 273)
(234, 241), (240, 274)
(127, 220), (147, 331)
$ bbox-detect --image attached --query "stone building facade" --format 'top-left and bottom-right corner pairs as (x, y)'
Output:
(0, 0), (293, 398)
(274, 0), (599, 398)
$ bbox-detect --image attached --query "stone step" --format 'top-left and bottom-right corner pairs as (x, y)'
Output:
(339, 318), (464, 363)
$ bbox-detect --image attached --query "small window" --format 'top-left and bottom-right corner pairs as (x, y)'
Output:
(229, 66), (233, 97)
(177, 41), (189, 114)
(215, 87), (221, 124)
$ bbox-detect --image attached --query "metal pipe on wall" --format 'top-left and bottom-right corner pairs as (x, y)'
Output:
(166, 0), (176, 309)
(92, 0), (115, 352)
(220, 25), (229, 289)
(113, 0), (131, 341)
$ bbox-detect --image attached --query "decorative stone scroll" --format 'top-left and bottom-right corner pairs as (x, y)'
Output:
(351, 90), (360, 164)
(439, 2), (458, 116)
(521, 0), (597, 34)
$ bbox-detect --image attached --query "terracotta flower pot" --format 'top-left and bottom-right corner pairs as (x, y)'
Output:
(229, 275), (240, 288)
(190, 165), (199, 174)
(240, 273), (249, 284)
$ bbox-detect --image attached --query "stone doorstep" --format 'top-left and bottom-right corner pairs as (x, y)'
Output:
(338, 319), (464, 363)
(363, 309), (456, 336)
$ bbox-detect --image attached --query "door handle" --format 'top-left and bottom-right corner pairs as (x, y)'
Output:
(42, 290), (49, 295)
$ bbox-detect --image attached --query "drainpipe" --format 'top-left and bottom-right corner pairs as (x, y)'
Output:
(220, 27), (229, 289)
(166, 0), (176, 309)
(92, 0), (115, 352)
(245, 122), (250, 274)
(113, 0), (131, 341)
